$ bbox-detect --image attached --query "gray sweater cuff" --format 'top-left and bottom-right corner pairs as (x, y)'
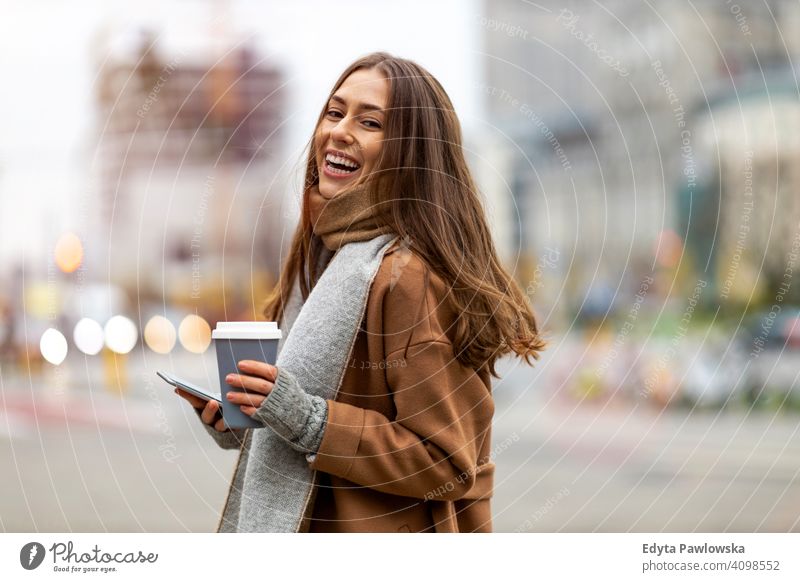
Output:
(250, 367), (328, 455)
(194, 406), (246, 450)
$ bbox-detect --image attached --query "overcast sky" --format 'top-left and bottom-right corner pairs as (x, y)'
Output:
(0, 0), (484, 268)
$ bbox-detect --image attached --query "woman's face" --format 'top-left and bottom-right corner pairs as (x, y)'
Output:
(315, 67), (389, 199)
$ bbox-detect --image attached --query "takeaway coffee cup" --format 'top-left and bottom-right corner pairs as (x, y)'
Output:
(212, 321), (282, 429)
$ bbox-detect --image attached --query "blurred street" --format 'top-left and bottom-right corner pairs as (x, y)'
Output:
(1, 340), (797, 533)
(492, 347), (800, 532)
(0, 351), (232, 532)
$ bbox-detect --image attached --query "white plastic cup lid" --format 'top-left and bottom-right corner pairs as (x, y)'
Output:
(211, 321), (282, 340)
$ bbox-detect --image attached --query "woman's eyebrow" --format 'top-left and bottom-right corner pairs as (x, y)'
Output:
(330, 94), (384, 114)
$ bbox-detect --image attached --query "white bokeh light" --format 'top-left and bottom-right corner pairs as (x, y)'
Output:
(40, 328), (68, 365)
(104, 315), (138, 354)
(73, 317), (104, 355)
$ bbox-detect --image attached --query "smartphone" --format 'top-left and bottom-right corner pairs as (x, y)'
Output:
(157, 371), (222, 404)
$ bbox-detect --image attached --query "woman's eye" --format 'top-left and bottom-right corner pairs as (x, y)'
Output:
(325, 109), (380, 129)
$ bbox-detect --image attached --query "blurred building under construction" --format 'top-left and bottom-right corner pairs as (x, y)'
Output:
(93, 30), (287, 322)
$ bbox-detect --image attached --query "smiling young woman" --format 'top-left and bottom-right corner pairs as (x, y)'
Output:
(314, 68), (387, 193)
(185, 51), (548, 533)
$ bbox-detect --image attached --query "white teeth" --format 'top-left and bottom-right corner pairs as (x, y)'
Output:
(325, 153), (360, 169)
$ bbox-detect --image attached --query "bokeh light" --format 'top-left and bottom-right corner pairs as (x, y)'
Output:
(144, 315), (177, 354)
(178, 314), (211, 353)
(54, 232), (84, 273)
(104, 315), (138, 354)
(654, 229), (683, 269)
(25, 283), (58, 319)
(73, 317), (104, 355)
(40, 328), (68, 365)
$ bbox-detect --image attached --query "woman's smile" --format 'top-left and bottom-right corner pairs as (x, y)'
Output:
(322, 149), (362, 179)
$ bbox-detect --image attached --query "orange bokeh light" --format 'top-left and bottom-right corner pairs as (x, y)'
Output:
(54, 232), (83, 273)
(654, 229), (683, 269)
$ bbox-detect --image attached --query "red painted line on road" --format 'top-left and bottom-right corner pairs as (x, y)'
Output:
(0, 392), (160, 434)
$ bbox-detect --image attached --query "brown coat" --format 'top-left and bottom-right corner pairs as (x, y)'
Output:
(301, 241), (496, 532)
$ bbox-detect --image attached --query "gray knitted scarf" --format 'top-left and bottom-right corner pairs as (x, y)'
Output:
(217, 232), (398, 532)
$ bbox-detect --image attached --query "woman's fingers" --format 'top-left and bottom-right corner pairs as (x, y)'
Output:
(240, 405), (258, 417)
(174, 387), (228, 432)
(237, 360), (278, 382)
(174, 364), (275, 427)
(200, 400), (223, 427)
(226, 391), (266, 409)
(213, 415), (228, 432)
(175, 388), (205, 410)
(225, 372), (273, 396)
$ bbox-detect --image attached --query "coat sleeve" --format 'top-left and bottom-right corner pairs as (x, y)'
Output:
(307, 261), (495, 500)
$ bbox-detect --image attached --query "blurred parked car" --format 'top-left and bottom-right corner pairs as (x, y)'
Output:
(738, 308), (800, 409)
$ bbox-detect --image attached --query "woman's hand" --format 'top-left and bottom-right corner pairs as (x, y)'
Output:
(225, 360), (278, 417)
(175, 388), (228, 432)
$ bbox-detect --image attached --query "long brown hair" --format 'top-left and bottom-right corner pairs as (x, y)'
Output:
(261, 51), (547, 378)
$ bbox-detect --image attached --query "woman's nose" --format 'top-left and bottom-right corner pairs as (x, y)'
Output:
(330, 117), (355, 144)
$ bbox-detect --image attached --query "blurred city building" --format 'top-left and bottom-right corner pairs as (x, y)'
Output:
(482, 0), (800, 314)
(92, 28), (287, 322)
